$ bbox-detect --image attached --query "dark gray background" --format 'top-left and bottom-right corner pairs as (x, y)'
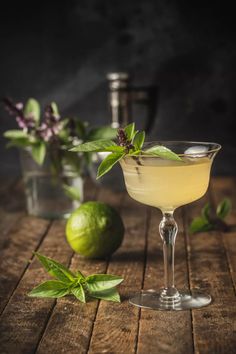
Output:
(0, 0), (236, 176)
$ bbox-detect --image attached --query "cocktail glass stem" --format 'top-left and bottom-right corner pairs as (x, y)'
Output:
(159, 212), (180, 303)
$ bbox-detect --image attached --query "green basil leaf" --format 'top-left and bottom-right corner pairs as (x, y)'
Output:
(189, 217), (213, 234)
(144, 145), (182, 161)
(97, 152), (125, 179)
(28, 280), (69, 298)
(87, 126), (117, 140)
(133, 131), (145, 150)
(86, 274), (123, 292)
(31, 142), (46, 165)
(124, 123), (135, 141)
(103, 146), (125, 153)
(24, 98), (40, 123)
(63, 184), (81, 201)
(70, 139), (116, 152)
(6, 138), (31, 149)
(90, 288), (121, 302)
(76, 270), (85, 280)
(74, 120), (87, 139)
(71, 284), (86, 303)
(3, 130), (28, 139)
(34, 253), (76, 283)
(51, 102), (60, 117)
(216, 198), (232, 220)
(201, 202), (211, 221)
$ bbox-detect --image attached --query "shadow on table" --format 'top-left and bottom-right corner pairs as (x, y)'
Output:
(112, 249), (162, 263)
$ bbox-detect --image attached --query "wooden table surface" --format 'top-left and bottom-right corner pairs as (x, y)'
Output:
(0, 177), (236, 354)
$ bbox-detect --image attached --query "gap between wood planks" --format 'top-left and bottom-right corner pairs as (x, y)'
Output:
(0, 220), (52, 316)
(0, 179), (52, 315)
(209, 186), (236, 296)
(183, 178), (236, 354)
(84, 192), (125, 354)
(134, 207), (151, 354)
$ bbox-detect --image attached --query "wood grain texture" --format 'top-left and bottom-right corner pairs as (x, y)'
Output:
(184, 186), (236, 354)
(0, 220), (73, 354)
(88, 194), (148, 354)
(137, 208), (194, 354)
(0, 216), (50, 313)
(211, 177), (236, 292)
(0, 180), (26, 250)
(0, 177), (236, 354)
(36, 186), (124, 354)
(0, 178), (97, 354)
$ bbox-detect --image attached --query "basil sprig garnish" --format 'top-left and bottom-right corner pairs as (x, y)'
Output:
(70, 123), (182, 178)
(28, 253), (123, 303)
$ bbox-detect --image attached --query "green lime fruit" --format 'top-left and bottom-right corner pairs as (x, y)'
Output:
(66, 201), (124, 258)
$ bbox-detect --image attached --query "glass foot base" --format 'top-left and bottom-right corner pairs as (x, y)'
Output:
(129, 289), (212, 311)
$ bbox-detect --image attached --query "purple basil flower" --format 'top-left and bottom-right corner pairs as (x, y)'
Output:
(3, 97), (36, 132)
(36, 105), (62, 142)
(16, 116), (28, 130)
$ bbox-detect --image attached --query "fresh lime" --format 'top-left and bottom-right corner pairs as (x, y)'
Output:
(66, 201), (124, 258)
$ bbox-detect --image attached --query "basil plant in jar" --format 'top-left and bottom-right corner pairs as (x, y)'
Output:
(3, 98), (116, 219)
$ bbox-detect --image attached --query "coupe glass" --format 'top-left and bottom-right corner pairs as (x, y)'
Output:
(120, 141), (221, 310)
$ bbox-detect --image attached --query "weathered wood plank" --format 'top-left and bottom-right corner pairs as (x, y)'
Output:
(0, 220), (73, 354)
(211, 177), (236, 292)
(0, 216), (50, 314)
(88, 195), (148, 354)
(184, 182), (236, 354)
(137, 208), (194, 354)
(36, 186), (124, 354)
(0, 178), (97, 354)
(0, 179), (26, 250)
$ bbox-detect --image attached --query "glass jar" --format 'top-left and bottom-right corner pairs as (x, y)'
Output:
(20, 149), (84, 219)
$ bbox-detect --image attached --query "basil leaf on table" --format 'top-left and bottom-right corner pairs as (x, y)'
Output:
(71, 284), (86, 303)
(216, 198), (232, 220)
(28, 253), (123, 303)
(34, 253), (76, 283)
(86, 274), (124, 292)
(189, 198), (232, 234)
(189, 216), (213, 234)
(90, 288), (121, 302)
(28, 280), (69, 298)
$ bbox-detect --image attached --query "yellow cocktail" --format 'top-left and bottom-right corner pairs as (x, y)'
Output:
(121, 156), (211, 211)
(120, 141), (221, 311)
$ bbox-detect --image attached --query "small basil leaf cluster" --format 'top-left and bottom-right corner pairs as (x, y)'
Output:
(189, 198), (231, 234)
(70, 122), (182, 179)
(28, 253), (123, 303)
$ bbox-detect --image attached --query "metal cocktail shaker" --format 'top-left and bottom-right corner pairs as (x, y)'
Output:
(107, 72), (157, 132)
(90, 72), (158, 191)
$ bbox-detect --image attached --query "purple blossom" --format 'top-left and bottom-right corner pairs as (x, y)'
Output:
(35, 105), (62, 142)
(3, 97), (36, 132)
(3, 98), (64, 143)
